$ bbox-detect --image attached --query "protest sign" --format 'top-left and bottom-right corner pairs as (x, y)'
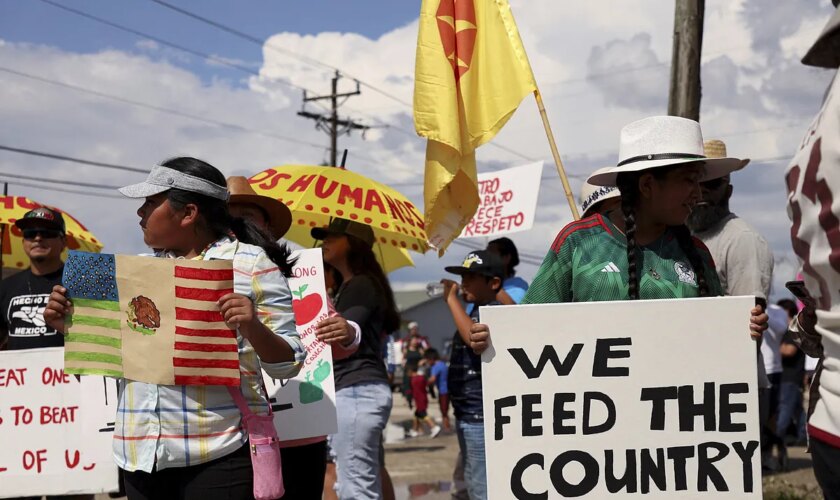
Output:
(262, 248), (337, 441)
(62, 251), (239, 386)
(460, 162), (543, 238)
(481, 296), (760, 499)
(0, 347), (118, 498)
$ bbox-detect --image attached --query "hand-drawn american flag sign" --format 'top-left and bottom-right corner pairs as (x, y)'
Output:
(63, 251), (240, 386)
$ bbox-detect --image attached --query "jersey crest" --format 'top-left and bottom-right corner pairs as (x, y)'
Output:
(674, 261), (697, 286)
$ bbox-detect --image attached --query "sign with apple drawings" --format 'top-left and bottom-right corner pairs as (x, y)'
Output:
(262, 248), (337, 441)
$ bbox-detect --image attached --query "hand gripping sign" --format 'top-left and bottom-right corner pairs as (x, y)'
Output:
(480, 297), (761, 499)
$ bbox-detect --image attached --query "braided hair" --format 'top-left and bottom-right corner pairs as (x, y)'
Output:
(615, 169), (711, 300)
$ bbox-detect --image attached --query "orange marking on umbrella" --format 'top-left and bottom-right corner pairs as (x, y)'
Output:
(286, 200), (293, 206)
(309, 221), (317, 227)
(336, 210), (344, 216)
(380, 223), (389, 229)
(380, 237), (387, 244)
(401, 241), (407, 248)
(412, 244), (419, 251)
(305, 204), (314, 211)
(321, 207), (330, 214)
(350, 214), (358, 220)
(16, 261), (23, 267)
(298, 219), (306, 225)
(364, 217), (372, 224)
(391, 239), (397, 246)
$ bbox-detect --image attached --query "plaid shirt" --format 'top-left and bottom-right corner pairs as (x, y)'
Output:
(114, 237), (304, 472)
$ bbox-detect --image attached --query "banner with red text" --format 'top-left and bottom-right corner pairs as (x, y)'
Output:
(262, 248), (337, 441)
(460, 162), (543, 239)
(0, 347), (118, 498)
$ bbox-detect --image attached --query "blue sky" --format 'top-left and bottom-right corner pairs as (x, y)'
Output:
(1, 0), (418, 84)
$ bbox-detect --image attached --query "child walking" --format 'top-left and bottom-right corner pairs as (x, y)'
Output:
(408, 362), (442, 438)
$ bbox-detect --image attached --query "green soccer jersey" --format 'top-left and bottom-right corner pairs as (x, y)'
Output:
(523, 214), (723, 304)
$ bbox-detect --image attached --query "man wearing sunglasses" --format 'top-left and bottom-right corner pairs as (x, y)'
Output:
(0, 207), (67, 351)
(687, 139), (776, 471)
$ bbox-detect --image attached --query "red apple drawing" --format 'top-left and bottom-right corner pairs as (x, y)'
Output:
(292, 285), (323, 325)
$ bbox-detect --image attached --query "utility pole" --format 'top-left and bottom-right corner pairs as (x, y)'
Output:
(298, 70), (370, 167)
(667, 0), (705, 121)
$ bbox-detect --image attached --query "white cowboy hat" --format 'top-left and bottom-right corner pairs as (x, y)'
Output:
(587, 116), (748, 187)
(580, 167), (620, 216)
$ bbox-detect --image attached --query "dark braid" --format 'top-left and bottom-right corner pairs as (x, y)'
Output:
(672, 224), (711, 297)
(616, 173), (641, 300)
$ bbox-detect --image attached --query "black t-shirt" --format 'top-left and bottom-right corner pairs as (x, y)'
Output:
(781, 330), (805, 385)
(332, 274), (389, 390)
(0, 267), (64, 350)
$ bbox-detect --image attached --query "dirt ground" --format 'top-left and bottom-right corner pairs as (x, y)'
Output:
(95, 394), (824, 499)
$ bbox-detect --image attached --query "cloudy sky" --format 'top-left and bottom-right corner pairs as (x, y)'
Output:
(0, 0), (836, 298)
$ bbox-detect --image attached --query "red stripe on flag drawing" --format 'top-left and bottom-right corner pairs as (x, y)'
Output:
(174, 341), (238, 353)
(175, 307), (225, 322)
(175, 286), (232, 302)
(173, 357), (239, 369)
(174, 266), (234, 281)
(173, 375), (240, 386)
(175, 326), (235, 338)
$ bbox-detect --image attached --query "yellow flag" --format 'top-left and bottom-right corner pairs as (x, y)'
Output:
(415, 0), (537, 252)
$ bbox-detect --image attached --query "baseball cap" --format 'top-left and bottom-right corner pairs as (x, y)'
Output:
(311, 217), (375, 247)
(444, 250), (505, 279)
(15, 207), (66, 233)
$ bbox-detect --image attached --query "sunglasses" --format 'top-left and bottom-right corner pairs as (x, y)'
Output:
(22, 229), (62, 240)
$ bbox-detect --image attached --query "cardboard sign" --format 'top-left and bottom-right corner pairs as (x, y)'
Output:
(62, 251), (239, 386)
(262, 248), (337, 441)
(0, 347), (118, 498)
(461, 162), (543, 238)
(481, 297), (760, 499)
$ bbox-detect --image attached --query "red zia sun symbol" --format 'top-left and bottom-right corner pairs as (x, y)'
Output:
(436, 0), (477, 82)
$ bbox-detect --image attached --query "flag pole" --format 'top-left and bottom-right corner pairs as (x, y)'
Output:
(533, 88), (580, 220)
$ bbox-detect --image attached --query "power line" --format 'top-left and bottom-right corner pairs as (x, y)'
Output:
(0, 172), (121, 190)
(144, 0), (538, 163)
(37, 0), (305, 92)
(0, 145), (148, 174)
(0, 179), (129, 200)
(0, 66), (326, 150)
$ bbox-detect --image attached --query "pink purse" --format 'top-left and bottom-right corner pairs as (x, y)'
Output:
(228, 385), (285, 500)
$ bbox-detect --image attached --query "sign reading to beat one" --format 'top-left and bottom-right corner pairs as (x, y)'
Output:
(460, 162), (543, 238)
(0, 347), (118, 498)
(262, 248), (337, 441)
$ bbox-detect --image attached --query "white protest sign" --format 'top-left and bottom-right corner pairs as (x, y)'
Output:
(0, 347), (118, 498)
(263, 248), (337, 441)
(461, 161), (543, 238)
(481, 297), (760, 499)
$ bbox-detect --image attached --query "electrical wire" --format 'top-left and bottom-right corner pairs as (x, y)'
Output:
(0, 171), (121, 190)
(0, 179), (128, 200)
(0, 145), (148, 174)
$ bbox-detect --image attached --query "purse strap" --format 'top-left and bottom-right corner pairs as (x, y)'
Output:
(227, 377), (274, 419)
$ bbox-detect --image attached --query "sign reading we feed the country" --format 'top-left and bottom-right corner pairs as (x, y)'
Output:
(262, 248), (337, 441)
(481, 297), (761, 499)
(0, 347), (118, 498)
(461, 162), (543, 238)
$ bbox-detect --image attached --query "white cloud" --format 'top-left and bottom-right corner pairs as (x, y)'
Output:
(0, 0), (836, 297)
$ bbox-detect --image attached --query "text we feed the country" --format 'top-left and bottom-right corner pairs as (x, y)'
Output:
(492, 337), (760, 498)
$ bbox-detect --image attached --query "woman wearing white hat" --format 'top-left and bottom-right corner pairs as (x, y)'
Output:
(468, 116), (768, 351)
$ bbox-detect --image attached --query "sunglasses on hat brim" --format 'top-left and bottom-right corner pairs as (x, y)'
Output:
(22, 229), (63, 240)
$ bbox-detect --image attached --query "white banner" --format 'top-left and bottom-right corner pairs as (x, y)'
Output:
(481, 297), (760, 499)
(263, 248), (337, 441)
(461, 162), (543, 238)
(0, 347), (118, 498)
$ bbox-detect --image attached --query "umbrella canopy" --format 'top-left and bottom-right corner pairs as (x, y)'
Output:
(249, 166), (427, 272)
(0, 196), (104, 270)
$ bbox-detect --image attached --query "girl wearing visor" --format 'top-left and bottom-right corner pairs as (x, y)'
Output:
(469, 116), (769, 352)
(44, 157), (305, 500)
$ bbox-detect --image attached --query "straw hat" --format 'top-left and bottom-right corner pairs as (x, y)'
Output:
(580, 167), (620, 217)
(803, 4), (840, 69)
(226, 176), (292, 239)
(703, 139), (750, 168)
(587, 116), (748, 187)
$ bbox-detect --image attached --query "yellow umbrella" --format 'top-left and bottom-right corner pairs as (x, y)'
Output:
(249, 166), (427, 272)
(0, 196), (104, 270)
